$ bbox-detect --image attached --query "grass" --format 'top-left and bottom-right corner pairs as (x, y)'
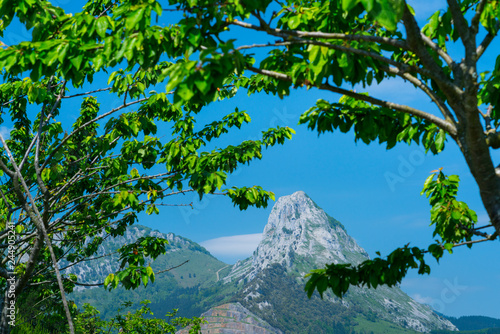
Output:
(353, 316), (419, 334)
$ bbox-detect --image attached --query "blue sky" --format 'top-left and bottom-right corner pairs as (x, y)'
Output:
(2, 0), (499, 320)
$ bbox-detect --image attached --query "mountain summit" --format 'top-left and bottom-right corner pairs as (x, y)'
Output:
(256, 191), (367, 270)
(225, 191), (456, 333)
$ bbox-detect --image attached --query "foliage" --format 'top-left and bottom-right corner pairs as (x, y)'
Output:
(0, 0), (293, 333)
(442, 314), (500, 331)
(74, 300), (204, 334)
(2, 0), (500, 330)
(68, 225), (229, 322)
(137, 0), (500, 301)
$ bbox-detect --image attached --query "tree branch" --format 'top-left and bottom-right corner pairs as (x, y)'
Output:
(0, 156), (14, 178)
(452, 233), (498, 248)
(0, 134), (76, 333)
(61, 87), (112, 99)
(470, 0), (489, 34)
(402, 3), (463, 101)
(446, 0), (471, 44)
(231, 19), (410, 50)
(247, 66), (458, 136)
(234, 16), (461, 100)
(419, 33), (454, 67)
(477, 26), (498, 59)
(40, 97), (148, 171)
(153, 260), (189, 275)
(36, 260), (190, 288)
(379, 65), (457, 126)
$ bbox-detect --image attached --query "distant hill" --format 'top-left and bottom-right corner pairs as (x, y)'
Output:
(449, 316), (500, 331)
(69, 191), (458, 333)
(66, 226), (229, 319)
(430, 314), (500, 333)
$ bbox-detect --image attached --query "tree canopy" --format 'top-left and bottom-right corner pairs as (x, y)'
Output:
(1, 0), (500, 332)
(0, 0), (293, 332)
(145, 0), (499, 300)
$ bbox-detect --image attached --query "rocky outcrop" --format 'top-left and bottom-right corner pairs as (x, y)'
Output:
(177, 303), (282, 334)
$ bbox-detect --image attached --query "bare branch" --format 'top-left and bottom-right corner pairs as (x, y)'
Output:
(19, 81), (66, 171)
(419, 33), (454, 67)
(379, 65), (457, 125)
(233, 17), (460, 99)
(470, 0), (489, 34)
(446, 0), (471, 44)
(231, 19), (409, 50)
(452, 233), (498, 248)
(61, 87), (112, 99)
(477, 25), (498, 59)
(38, 260), (190, 288)
(401, 4), (463, 101)
(473, 224), (493, 231)
(97, 2), (115, 19)
(247, 66), (458, 136)
(0, 134), (75, 333)
(154, 260), (189, 275)
(0, 156), (14, 178)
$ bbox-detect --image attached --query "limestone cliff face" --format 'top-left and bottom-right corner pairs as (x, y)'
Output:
(254, 191), (367, 272)
(224, 191), (456, 333)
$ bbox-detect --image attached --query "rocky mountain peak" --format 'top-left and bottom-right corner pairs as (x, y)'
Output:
(223, 192), (457, 333)
(254, 191), (368, 274)
(226, 191), (368, 283)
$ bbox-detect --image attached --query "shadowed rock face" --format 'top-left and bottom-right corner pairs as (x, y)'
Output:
(177, 303), (282, 334)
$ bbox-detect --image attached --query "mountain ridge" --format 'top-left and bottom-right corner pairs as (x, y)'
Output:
(70, 191), (457, 333)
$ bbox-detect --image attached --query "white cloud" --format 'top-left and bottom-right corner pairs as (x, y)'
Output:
(411, 293), (434, 305)
(0, 126), (11, 140)
(200, 233), (262, 258)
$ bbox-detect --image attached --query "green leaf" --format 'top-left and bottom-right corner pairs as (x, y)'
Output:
(421, 174), (435, 195)
(70, 54), (84, 71)
(194, 79), (210, 95)
(104, 273), (115, 289)
(451, 210), (461, 220)
(369, 0), (404, 31)
(288, 16), (301, 30)
(360, 0), (375, 12)
(343, 0), (360, 11)
(15, 224), (24, 234)
(96, 17), (108, 38)
(434, 130), (446, 152)
(126, 8), (145, 31)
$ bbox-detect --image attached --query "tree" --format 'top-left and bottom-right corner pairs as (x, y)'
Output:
(73, 300), (204, 334)
(0, 1), (294, 333)
(143, 0), (500, 299)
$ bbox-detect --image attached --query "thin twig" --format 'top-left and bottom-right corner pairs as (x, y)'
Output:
(61, 87), (112, 99)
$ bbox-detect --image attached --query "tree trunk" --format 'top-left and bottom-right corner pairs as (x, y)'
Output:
(458, 102), (500, 232)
